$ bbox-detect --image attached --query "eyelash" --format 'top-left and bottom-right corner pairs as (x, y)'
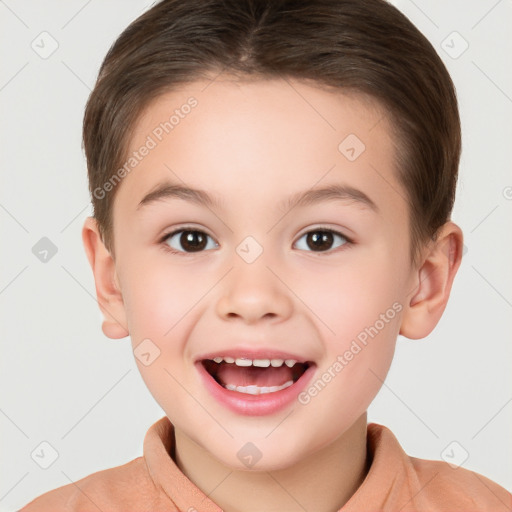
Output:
(158, 225), (353, 256)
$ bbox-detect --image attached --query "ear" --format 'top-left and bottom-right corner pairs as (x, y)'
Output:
(82, 217), (129, 339)
(400, 221), (463, 339)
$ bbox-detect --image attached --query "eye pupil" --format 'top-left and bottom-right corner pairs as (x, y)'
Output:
(181, 230), (207, 251)
(307, 231), (333, 251)
(167, 228), (345, 254)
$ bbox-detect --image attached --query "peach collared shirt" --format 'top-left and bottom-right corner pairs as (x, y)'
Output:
(19, 416), (512, 511)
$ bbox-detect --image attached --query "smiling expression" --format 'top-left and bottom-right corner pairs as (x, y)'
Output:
(105, 76), (418, 469)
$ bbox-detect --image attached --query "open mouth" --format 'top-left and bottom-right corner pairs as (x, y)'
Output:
(201, 357), (312, 395)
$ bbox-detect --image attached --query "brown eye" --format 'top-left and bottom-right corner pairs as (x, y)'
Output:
(164, 229), (217, 253)
(295, 229), (348, 252)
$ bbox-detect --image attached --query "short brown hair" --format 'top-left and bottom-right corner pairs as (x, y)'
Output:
(83, 0), (461, 263)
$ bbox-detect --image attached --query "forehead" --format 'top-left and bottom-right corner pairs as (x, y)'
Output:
(114, 76), (405, 219)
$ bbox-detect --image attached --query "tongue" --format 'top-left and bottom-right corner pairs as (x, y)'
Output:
(216, 364), (294, 388)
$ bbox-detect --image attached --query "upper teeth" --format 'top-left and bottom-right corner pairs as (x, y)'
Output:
(211, 357), (298, 368)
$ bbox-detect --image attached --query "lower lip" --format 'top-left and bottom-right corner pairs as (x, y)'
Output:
(196, 361), (316, 416)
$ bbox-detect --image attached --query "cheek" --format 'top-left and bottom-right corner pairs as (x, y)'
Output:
(292, 253), (404, 344)
(118, 257), (216, 403)
(121, 257), (206, 341)
(296, 309), (399, 443)
(292, 254), (403, 408)
(120, 271), (193, 420)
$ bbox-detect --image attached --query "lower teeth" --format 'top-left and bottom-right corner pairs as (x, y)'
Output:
(223, 380), (294, 395)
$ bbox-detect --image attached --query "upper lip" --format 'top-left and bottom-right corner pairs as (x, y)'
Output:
(195, 348), (314, 364)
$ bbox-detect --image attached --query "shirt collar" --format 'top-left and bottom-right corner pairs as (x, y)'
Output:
(144, 416), (410, 512)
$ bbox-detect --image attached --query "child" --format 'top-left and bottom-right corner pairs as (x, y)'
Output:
(20, 0), (511, 510)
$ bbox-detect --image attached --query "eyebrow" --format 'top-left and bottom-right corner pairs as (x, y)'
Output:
(137, 182), (223, 211)
(136, 181), (378, 213)
(280, 183), (378, 213)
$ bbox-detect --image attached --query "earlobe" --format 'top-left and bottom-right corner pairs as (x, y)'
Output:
(400, 221), (463, 340)
(82, 217), (129, 339)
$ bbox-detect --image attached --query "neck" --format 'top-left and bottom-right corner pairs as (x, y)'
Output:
(174, 413), (369, 512)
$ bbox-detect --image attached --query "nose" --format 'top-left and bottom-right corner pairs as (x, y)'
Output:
(215, 257), (294, 325)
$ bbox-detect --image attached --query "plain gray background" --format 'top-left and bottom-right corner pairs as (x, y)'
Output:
(1, 1), (511, 510)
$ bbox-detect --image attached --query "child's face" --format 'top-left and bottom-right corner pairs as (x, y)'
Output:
(109, 77), (417, 469)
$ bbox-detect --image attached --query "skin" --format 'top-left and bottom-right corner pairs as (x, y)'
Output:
(82, 76), (463, 512)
